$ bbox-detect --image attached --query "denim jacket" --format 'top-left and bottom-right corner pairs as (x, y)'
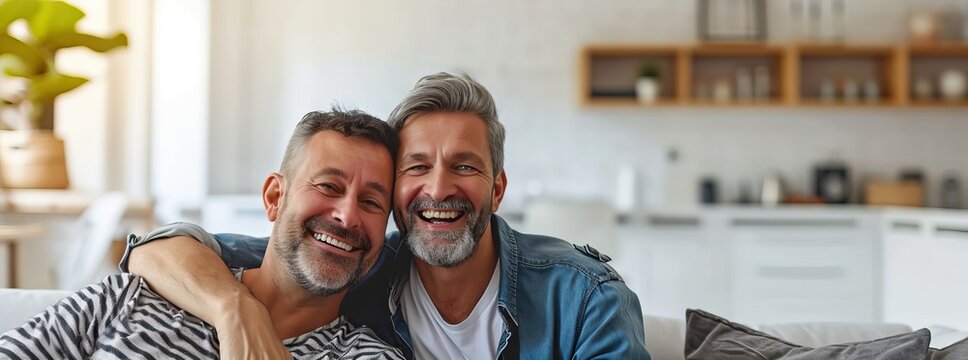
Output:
(122, 215), (650, 359)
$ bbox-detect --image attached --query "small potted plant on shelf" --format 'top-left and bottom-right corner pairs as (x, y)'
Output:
(0, 0), (127, 189)
(636, 62), (661, 104)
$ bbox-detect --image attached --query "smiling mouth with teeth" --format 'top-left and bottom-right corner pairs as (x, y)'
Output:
(312, 232), (357, 252)
(417, 210), (466, 224)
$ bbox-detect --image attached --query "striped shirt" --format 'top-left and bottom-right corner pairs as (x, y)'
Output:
(0, 271), (403, 359)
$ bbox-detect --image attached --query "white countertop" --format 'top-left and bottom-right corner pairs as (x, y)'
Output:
(497, 204), (968, 226)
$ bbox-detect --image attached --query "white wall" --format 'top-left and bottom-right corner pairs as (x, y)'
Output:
(56, 0), (112, 192)
(198, 0), (968, 210)
(112, 0), (153, 196)
(150, 0), (210, 220)
(56, 0), (151, 196)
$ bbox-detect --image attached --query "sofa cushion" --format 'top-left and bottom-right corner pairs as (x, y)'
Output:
(685, 309), (931, 360)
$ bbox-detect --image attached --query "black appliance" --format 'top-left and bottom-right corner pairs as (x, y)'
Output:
(814, 162), (850, 204)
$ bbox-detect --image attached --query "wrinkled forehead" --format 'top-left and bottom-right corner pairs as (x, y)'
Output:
(398, 112), (491, 163)
(300, 131), (395, 188)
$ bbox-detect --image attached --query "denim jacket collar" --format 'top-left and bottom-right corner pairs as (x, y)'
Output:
(492, 215), (519, 327)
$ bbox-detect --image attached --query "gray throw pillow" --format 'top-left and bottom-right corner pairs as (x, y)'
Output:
(929, 336), (968, 360)
(684, 309), (931, 360)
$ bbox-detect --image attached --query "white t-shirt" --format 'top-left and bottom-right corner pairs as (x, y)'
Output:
(401, 262), (503, 360)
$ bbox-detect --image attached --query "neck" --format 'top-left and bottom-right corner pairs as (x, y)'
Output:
(413, 223), (499, 324)
(242, 250), (345, 340)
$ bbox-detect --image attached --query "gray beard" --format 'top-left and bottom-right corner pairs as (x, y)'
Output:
(274, 208), (366, 297)
(400, 198), (492, 268)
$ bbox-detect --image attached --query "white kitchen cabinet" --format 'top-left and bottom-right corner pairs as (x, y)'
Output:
(883, 212), (968, 330)
(927, 227), (968, 329)
(623, 206), (968, 328)
(882, 218), (931, 328)
(728, 214), (879, 324)
(621, 214), (731, 320)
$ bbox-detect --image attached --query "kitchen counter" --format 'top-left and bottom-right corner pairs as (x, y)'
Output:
(499, 204), (968, 229)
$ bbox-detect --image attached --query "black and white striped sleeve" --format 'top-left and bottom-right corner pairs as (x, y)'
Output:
(341, 327), (406, 360)
(0, 274), (138, 359)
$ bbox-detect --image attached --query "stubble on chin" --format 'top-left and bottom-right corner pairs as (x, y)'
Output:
(273, 213), (366, 297)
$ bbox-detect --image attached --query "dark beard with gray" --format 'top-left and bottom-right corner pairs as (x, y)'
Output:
(398, 196), (491, 267)
(274, 209), (369, 297)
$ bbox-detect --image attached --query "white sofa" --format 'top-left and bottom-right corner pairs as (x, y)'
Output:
(0, 288), (72, 332)
(0, 288), (960, 359)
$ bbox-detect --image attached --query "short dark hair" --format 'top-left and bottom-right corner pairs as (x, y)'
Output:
(386, 72), (505, 176)
(280, 106), (399, 178)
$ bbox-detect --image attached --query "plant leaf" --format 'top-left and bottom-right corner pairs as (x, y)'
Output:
(46, 32), (127, 53)
(27, 72), (87, 102)
(0, 53), (31, 76)
(0, 0), (40, 29)
(28, 0), (84, 42)
(0, 34), (45, 75)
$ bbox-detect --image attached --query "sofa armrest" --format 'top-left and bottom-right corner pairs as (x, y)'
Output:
(0, 288), (73, 332)
(645, 315), (687, 360)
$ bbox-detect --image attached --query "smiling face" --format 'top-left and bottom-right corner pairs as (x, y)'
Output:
(393, 112), (507, 267)
(267, 130), (394, 296)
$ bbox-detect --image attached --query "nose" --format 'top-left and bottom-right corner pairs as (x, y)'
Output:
(423, 167), (458, 202)
(330, 196), (362, 229)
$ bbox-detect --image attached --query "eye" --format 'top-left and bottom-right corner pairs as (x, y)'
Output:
(404, 164), (430, 174)
(455, 164), (478, 173)
(316, 183), (340, 195)
(361, 198), (386, 213)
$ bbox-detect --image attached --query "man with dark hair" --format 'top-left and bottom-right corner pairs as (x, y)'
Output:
(124, 73), (650, 359)
(0, 109), (404, 359)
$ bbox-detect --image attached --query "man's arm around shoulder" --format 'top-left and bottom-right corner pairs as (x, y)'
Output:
(124, 223), (288, 359)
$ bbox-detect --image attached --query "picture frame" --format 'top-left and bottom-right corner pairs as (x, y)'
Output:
(697, 0), (767, 42)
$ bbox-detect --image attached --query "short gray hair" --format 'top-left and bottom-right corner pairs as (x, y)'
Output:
(280, 106), (398, 179)
(386, 72), (505, 176)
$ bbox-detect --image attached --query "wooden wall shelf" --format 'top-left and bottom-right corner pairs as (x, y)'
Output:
(581, 43), (968, 108)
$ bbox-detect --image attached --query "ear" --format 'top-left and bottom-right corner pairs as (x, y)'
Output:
(490, 170), (508, 213)
(263, 172), (285, 222)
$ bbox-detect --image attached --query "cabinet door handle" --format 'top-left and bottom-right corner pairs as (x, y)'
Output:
(758, 265), (846, 280)
(890, 221), (920, 232)
(733, 218), (856, 228)
(936, 226), (968, 239)
(647, 216), (701, 228)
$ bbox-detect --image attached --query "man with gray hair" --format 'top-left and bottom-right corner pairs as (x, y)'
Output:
(124, 73), (650, 359)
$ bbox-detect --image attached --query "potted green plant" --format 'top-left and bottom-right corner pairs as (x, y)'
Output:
(0, 0), (126, 189)
(636, 62), (661, 104)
